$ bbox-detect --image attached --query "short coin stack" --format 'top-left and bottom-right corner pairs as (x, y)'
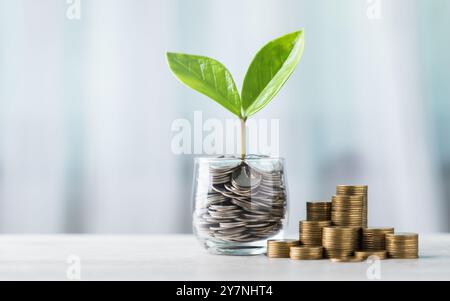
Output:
(306, 202), (332, 221)
(386, 233), (419, 259)
(299, 220), (331, 246)
(322, 226), (360, 259)
(336, 185), (368, 227)
(331, 195), (364, 227)
(267, 239), (299, 258)
(290, 246), (323, 260)
(362, 227), (394, 250)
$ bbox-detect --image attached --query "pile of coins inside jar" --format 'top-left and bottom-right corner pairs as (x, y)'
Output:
(194, 159), (287, 244)
(267, 185), (419, 261)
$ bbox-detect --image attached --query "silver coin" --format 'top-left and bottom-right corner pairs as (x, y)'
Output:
(211, 177), (231, 185)
(224, 183), (252, 197)
(218, 227), (247, 235)
(211, 185), (239, 199)
(245, 223), (272, 228)
(230, 199), (252, 210)
(208, 210), (241, 218)
(203, 216), (236, 223)
(219, 222), (246, 228)
(209, 204), (238, 211)
(209, 166), (239, 175)
(197, 160), (287, 243)
(231, 166), (262, 189)
(242, 213), (272, 220)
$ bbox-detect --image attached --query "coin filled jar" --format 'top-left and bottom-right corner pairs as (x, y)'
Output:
(192, 156), (288, 255)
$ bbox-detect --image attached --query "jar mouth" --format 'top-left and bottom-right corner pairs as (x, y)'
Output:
(194, 155), (285, 163)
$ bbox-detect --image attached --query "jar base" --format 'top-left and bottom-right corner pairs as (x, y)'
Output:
(198, 232), (284, 256)
(206, 244), (267, 256)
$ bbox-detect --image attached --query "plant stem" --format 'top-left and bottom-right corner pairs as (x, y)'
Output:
(240, 118), (246, 160)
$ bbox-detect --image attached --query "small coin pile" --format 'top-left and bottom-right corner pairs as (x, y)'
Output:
(336, 185), (368, 227)
(307, 202), (332, 221)
(267, 239), (299, 258)
(362, 227), (394, 250)
(322, 226), (360, 258)
(290, 246), (323, 260)
(331, 195), (364, 227)
(386, 233), (419, 259)
(194, 160), (287, 243)
(299, 220), (331, 246)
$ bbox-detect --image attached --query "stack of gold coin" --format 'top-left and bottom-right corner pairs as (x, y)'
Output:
(330, 257), (364, 263)
(322, 226), (360, 258)
(331, 195), (364, 227)
(354, 250), (387, 260)
(362, 227), (394, 250)
(290, 246), (323, 260)
(267, 239), (300, 258)
(386, 233), (419, 259)
(336, 185), (368, 227)
(307, 202), (332, 221)
(299, 220), (331, 246)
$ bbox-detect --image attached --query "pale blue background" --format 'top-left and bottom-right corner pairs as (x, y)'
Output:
(0, 0), (449, 233)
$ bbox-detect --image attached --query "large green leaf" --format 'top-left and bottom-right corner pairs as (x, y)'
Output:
(166, 52), (242, 117)
(241, 30), (305, 117)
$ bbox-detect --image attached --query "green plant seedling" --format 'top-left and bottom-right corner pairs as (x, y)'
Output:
(167, 30), (305, 159)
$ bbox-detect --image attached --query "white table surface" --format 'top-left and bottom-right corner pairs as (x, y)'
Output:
(0, 234), (449, 281)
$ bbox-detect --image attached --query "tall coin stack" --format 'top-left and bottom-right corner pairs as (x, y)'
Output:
(322, 226), (360, 258)
(362, 227), (394, 251)
(307, 202), (332, 221)
(299, 220), (331, 246)
(331, 195), (364, 227)
(386, 233), (419, 259)
(336, 185), (368, 227)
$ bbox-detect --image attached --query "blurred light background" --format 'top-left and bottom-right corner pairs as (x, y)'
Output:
(0, 0), (449, 234)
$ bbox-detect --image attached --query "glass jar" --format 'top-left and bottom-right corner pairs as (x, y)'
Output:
(192, 156), (288, 255)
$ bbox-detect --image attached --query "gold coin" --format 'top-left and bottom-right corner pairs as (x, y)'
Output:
(336, 185), (368, 192)
(267, 239), (300, 244)
(290, 246), (324, 260)
(299, 220), (331, 246)
(266, 239), (300, 258)
(322, 226), (360, 256)
(388, 254), (419, 259)
(385, 233), (419, 259)
(335, 186), (368, 227)
(363, 227), (394, 233)
(354, 250), (387, 260)
(331, 194), (365, 227)
(307, 202), (332, 207)
(386, 233), (418, 240)
(307, 202), (332, 221)
(330, 257), (364, 263)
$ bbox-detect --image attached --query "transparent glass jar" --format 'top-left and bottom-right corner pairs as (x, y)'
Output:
(192, 156), (288, 255)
